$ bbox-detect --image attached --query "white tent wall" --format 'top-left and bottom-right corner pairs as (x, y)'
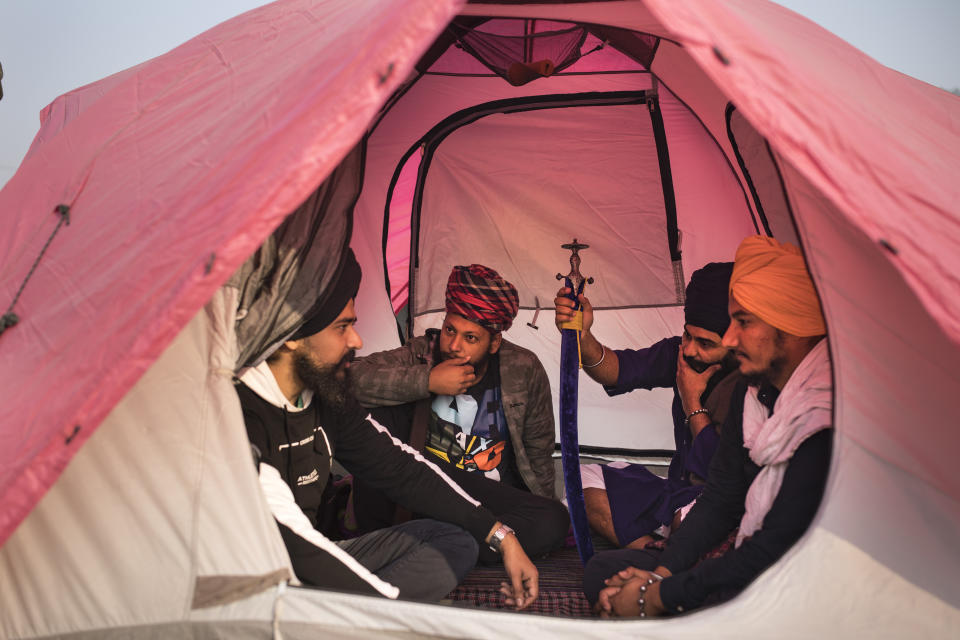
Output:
(2, 0), (958, 638)
(0, 290), (292, 639)
(781, 159), (960, 608)
(352, 57), (755, 450)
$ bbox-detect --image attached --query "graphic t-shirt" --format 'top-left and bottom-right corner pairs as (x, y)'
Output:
(425, 353), (521, 487)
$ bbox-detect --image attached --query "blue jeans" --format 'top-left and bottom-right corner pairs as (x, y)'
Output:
(335, 519), (478, 600)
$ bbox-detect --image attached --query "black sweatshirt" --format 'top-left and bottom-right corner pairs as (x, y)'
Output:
(657, 380), (833, 612)
(235, 374), (497, 596)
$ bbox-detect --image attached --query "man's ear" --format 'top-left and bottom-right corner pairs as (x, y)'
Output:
(281, 338), (303, 353)
(488, 332), (502, 355)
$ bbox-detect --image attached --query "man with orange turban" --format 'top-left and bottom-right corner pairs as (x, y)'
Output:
(586, 236), (833, 617)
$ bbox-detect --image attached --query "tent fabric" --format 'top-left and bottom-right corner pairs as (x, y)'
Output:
(229, 142), (362, 370)
(413, 101), (679, 314)
(0, 0), (465, 548)
(362, 53), (754, 450)
(0, 289), (294, 639)
(644, 0), (960, 344)
(2, 0), (960, 638)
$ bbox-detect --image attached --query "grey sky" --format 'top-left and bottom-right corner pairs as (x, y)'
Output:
(1, 0), (958, 187)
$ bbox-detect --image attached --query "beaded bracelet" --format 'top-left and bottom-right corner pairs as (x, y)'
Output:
(683, 408), (709, 426)
(583, 344), (606, 368)
(636, 572), (664, 618)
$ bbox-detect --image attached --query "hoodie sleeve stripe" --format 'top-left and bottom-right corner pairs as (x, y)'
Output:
(258, 463), (400, 599)
(366, 414), (482, 508)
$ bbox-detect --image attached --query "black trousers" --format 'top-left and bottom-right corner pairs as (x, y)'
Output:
(356, 404), (571, 565)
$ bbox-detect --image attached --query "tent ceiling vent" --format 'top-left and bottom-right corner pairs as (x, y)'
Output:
(450, 20), (587, 85)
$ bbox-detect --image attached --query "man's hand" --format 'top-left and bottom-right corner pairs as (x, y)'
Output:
(554, 286), (593, 334)
(496, 533), (539, 610)
(596, 567), (669, 618)
(428, 356), (475, 395)
(676, 349), (719, 417)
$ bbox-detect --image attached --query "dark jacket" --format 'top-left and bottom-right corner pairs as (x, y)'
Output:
(657, 379), (833, 612)
(236, 363), (497, 595)
(349, 330), (557, 498)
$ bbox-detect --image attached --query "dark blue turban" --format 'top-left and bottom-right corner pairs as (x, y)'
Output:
(684, 262), (734, 337)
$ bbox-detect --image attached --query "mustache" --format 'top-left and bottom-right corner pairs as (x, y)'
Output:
(684, 355), (711, 373)
(338, 350), (357, 368)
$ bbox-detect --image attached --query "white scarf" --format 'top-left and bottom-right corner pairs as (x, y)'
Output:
(736, 339), (832, 547)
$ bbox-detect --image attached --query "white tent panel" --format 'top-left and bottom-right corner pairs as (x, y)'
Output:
(414, 103), (677, 315)
(184, 523), (960, 639)
(0, 290), (291, 639)
(354, 72), (661, 357)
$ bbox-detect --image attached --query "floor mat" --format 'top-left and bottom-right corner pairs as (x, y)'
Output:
(448, 545), (594, 618)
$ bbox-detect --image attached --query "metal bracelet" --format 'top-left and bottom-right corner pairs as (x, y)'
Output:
(684, 408), (709, 425)
(583, 344), (606, 368)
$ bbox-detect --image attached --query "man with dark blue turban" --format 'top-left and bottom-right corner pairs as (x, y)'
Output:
(555, 262), (739, 550)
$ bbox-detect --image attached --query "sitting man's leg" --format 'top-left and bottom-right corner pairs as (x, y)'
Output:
(443, 464), (570, 565)
(335, 519), (478, 600)
(580, 463), (619, 545)
(580, 462), (659, 550)
(356, 403), (570, 564)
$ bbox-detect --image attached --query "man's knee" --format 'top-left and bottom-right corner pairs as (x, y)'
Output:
(542, 498), (572, 547)
(417, 520), (479, 582)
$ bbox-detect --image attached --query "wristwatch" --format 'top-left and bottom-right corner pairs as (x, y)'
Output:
(487, 524), (515, 553)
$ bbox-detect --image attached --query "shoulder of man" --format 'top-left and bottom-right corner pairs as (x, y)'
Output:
(498, 338), (545, 372)
(703, 368), (745, 430)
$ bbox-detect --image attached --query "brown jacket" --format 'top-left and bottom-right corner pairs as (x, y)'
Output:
(349, 330), (557, 498)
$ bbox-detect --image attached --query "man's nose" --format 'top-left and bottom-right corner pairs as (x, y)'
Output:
(449, 335), (462, 352)
(721, 325), (737, 349)
(347, 326), (363, 351)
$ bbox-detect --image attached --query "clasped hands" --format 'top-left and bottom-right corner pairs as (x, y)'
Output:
(595, 567), (668, 619)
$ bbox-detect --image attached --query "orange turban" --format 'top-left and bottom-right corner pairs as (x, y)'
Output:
(730, 236), (825, 337)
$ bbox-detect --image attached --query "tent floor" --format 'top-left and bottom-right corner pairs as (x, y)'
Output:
(449, 457), (671, 618)
(447, 537), (619, 618)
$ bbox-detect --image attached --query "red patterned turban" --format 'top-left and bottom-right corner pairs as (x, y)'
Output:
(445, 264), (519, 333)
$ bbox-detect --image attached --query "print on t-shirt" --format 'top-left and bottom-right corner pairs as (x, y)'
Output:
(427, 387), (508, 480)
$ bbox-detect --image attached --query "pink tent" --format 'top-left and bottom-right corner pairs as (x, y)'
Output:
(0, 0), (460, 546)
(2, 1), (959, 637)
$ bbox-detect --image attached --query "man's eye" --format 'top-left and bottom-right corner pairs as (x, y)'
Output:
(466, 336), (477, 343)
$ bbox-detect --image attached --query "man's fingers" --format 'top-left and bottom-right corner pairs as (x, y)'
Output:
(597, 585), (619, 611)
(511, 573), (526, 609)
(525, 573), (539, 606)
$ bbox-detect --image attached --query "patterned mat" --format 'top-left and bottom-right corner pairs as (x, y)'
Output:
(447, 545), (593, 618)
(447, 530), (738, 618)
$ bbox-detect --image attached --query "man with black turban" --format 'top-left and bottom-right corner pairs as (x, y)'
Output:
(554, 262), (740, 550)
(235, 251), (539, 607)
(349, 264), (570, 566)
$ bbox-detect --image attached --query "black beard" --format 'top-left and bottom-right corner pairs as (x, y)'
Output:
(293, 350), (356, 415)
(743, 331), (787, 387)
(684, 355), (712, 374)
(684, 350), (737, 375)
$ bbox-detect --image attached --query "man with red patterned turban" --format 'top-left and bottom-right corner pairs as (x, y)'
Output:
(585, 236), (833, 617)
(350, 264), (569, 565)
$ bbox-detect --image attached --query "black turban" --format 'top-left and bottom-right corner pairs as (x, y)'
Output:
(684, 262), (734, 337)
(291, 249), (362, 340)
